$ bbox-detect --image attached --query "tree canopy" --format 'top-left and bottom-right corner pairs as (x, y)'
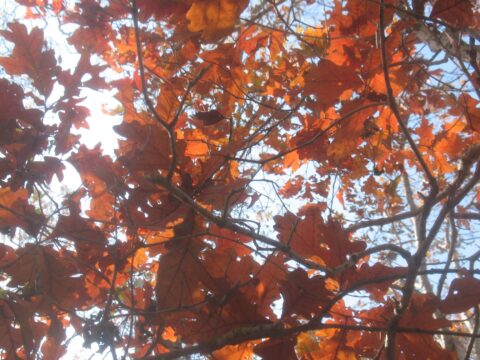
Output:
(0, 0), (480, 358)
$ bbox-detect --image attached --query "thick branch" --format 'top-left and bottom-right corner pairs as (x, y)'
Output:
(143, 322), (480, 360)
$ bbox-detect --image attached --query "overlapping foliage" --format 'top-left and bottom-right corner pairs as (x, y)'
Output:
(0, 0), (480, 358)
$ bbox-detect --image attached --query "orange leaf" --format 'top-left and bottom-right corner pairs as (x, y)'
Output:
(461, 93), (480, 132)
(186, 0), (248, 41)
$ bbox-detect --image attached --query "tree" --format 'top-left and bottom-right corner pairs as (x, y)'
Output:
(0, 0), (479, 358)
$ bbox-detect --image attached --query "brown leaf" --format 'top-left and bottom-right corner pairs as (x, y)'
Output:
(274, 204), (366, 267)
(303, 60), (362, 108)
(194, 110), (226, 125)
(0, 23), (59, 95)
(439, 276), (480, 314)
(254, 337), (297, 360)
(280, 269), (333, 318)
(0, 187), (44, 236)
(431, 0), (474, 27)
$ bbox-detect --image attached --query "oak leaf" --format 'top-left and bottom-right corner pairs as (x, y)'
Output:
(186, 0), (248, 41)
(431, 0), (474, 27)
(439, 276), (480, 314)
(0, 23), (59, 95)
(303, 60), (362, 108)
(254, 337), (297, 360)
(0, 187), (43, 236)
(194, 110), (226, 125)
